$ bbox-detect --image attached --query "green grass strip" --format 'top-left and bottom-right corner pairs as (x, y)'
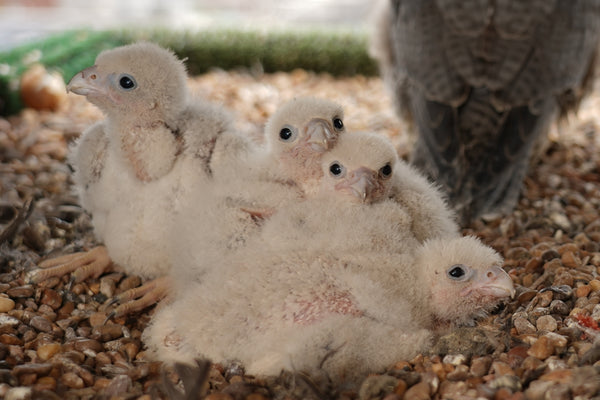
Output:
(0, 28), (378, 116)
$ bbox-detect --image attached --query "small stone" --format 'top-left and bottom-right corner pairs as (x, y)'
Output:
(470, 356), (492, 377)
(541, 249), (560, 262)
(514, 316), (537, 334)
(561, 251), (581, 269)
(527, 336), (554, 360)
(545, 384), (571, 400)
(91, 324), (123, 341)
(403, 381), (430, 400)
(524, 380), (555, 400)
(549, 300), (570, 315)
(0, 296), (15, 313)
(67, 338), (103, 353)
(34, 376), (56, 392)
(246, 394), (268, 400)
(204, 393), (234, 400)
(61, 372), (84, 389)
(537, 291), (554, 307)
(544, 332), (568, 349)
(89, 312), (108, 328)
(36, 343), (61, 361)
(536, 315), (558, 332)
(40, 288), (62, 310)
(491, 361), (515, 376)
(589, 279), (600, 292)
(5, 387), (33, 400)
(0, 334), (22, 345)
(576, 285), (592, 298)
(442, 354), (467, 366)
(539, 369), (573, 384)
(358, 375), (399, 399)
(6, 285), (34, 298)
(100, 277), (116, 298)
(29, 316), (53, 333)
(12, 363), (53, 376)
(488, 374), (522, 392)
(446, 364), (469, 381)
(105, 374), (131, 396)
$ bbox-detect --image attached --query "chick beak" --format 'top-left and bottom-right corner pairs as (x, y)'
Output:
(304, 118), (337, 152)
(335, 167), (378, 203)
(461, 265), (516, 299)
(67, 65), (104, 96)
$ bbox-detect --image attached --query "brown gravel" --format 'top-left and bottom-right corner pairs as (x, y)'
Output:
(1, 67), (600, 399)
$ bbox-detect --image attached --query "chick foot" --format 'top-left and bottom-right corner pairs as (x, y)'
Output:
(31, 246), (112, 284)
(107, 275), (171, 318)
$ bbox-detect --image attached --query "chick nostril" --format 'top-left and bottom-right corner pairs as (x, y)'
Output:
(90, 74), (97, 80)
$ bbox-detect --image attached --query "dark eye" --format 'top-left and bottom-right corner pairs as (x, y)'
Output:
(279, 127), (294, 141)
(329, 162), (345, 177)
(379, 163), (392, 179)
(333, 118), (344, 130)
(119, 74), (136, 90)
(447, 264), (467, 280)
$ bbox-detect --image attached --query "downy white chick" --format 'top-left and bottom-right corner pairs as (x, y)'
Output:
(251, 97), (346, 195)
(321, 131), (458, 242)
(167, 97), (348, 287)
(257, 131), (458, 256)
(32, 42), (236, 315)
(145, 235), (514, 385)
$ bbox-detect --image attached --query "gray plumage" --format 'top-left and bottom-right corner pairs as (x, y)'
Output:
(372, 0), (600, 223)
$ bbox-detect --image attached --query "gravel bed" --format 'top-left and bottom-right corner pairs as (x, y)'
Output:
(1, 68), (600, 399)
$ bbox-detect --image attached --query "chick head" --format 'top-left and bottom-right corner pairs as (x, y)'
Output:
(265, 97), (345, 182)
(416, 235), (515, 330)
(319, 131), (398, 204)
(67, 42), (188, 124)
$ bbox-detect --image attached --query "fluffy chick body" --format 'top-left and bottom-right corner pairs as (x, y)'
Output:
(66, 42), (236, 279)
(145, 235), (513, 384)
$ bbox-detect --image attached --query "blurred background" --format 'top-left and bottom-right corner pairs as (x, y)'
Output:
(0, 0), (373, 51)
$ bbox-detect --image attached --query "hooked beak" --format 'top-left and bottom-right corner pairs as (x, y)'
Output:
(67, 65), (105, 96)
(461, 265), (515, 299)
(304, 118), (338, 152)
(335, 166), (379, 203)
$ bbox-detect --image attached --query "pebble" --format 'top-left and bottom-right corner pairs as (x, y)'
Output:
(549, 300), (570, 315)
(204, 393), (234, 400)
(34, 376), (57, 392)
(442, 354), (467, 366)
(29, 316), (53, 333)
(40, 288), (62, 310)
(12, 363), (53, 376)
(91, 324), (124, 342)
(0, 296), (15, 312)
(105, 374), (132, 396)
(4, 387), (32, 400)
(402, 381), (430, 400)
(6, 285), (34, 298)
(470, 356), (492, 378)
(36, 343), (61, 361)
(61, 371), (84, 389)
(446, 364), (469, 381)
(524, 380), (555, 400)
(514, 316), (537, 334)
(536, 315), (558, 332)
(527, 336), (554, 360)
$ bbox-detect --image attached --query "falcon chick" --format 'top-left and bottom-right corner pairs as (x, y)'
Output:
(32, 42), (235, 316)
(145, 235), (513, 386)
(372, 0), (600, 223)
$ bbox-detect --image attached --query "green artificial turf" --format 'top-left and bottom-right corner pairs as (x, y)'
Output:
(0, 28), (378, 116)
